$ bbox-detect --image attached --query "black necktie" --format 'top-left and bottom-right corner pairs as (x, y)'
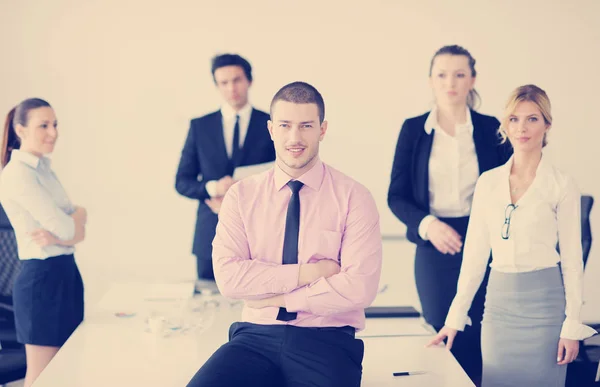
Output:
(276, 180), (304, 321)
(231, 115), (241, 170)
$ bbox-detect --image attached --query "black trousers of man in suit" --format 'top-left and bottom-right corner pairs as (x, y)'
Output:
(194, 209), (218, 280)
(187, 322), (364, 387)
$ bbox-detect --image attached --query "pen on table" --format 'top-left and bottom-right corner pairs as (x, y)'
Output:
(393, 371), (426, 377)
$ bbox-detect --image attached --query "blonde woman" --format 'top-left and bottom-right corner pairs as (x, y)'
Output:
(428, 84), (596, 386)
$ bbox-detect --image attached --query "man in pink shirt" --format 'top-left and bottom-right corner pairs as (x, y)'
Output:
(187, 81), (382, 387)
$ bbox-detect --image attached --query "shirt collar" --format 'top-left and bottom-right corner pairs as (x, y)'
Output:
(501, 152), (550, 177)
(10, 149), (48, 169)
(273, 158), (324, 192)
(220, 102), (253, 122)
(500, 153), (552, 207)
(424, 106), (473, 135)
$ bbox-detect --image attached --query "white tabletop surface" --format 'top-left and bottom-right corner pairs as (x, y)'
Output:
(33, 283), (472, 387)
(362, 336), (474, 387)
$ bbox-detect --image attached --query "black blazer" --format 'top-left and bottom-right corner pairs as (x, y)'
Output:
(387, 110), (512, 246)
(175, 108), (276, 256)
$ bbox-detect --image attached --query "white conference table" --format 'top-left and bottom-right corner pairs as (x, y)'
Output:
(34, 283), (473, 387)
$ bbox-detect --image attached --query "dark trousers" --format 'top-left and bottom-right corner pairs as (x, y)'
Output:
(193, 208), (218, 280)
(414, 216), (489, 385)
(195, 254), (214, 280)
(187, 322), (364, 387)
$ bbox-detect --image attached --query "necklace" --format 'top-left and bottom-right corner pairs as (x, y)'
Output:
(510, 176), (534, 194)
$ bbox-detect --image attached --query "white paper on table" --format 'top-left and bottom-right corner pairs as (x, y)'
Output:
(233, 161), (275, 181)
(357, 318), (434, 338)
(144, 282), (194, 301)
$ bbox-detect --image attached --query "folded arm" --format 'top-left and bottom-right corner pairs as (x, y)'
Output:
(213, 186), (338, 299)
(282, 185), (383, 316)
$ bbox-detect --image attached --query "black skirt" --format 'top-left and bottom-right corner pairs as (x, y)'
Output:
(12, 254), (84, 347)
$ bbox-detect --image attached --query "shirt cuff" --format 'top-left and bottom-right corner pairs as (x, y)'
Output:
(284, 286), (309, 313)
(560, 318), (598, 340)
(205, 180), (218, 197)
(418, 215), (437, 241)
(270, 264), (301, 294)
(444, 312), (472, 332)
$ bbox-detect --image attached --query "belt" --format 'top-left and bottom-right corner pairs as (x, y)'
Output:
(309, 325), (356, 338)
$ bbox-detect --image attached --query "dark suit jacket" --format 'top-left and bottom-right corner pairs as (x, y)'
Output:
(387, 110), (513, 246)
(175, 108), (276, 257)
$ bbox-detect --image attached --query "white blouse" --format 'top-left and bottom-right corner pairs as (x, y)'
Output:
(418, 106), (480, 239)
(0, 150), (76, 260)
(445, 155), (596, 340)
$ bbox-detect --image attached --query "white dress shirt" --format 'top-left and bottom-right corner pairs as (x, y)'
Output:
(0, 150), (76, 260)
(418, 107), (480, 239)
(205, 103), (253, 197)
(445, 155), (597, 340)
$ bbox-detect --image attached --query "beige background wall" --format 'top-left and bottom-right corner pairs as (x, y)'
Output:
(1, 0), (599, 319)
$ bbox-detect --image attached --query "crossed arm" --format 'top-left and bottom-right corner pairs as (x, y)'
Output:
(213, 184), (382, 316)
(30, 206), (87, 247)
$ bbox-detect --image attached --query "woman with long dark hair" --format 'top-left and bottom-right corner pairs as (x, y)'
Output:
(0, 98), (87, 386)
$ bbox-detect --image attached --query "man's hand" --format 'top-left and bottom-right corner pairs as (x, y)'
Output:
(205, 197), (224, 214)
(245, 260), (341, 308)
(298, 259), (341, 286)
(315, 259), (341, 277)
(216, 176), (235, 197)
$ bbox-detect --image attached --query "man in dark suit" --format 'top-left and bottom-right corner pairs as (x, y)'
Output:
(175, 54), (276, 281)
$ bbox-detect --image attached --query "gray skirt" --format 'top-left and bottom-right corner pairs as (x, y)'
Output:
(481, 266), (567, 387)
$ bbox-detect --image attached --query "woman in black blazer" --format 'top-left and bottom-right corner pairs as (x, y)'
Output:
(388, 45), (511, 385)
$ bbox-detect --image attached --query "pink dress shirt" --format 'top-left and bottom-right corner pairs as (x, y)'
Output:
(212, 159), (382, 331)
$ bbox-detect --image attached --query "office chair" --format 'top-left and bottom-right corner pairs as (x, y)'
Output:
(0, 204), (26, 386)
(565, 195), (600, 386)
(582, 195), (594, 269)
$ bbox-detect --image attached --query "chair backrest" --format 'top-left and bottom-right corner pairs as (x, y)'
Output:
(0, 204), (20, 301)
(582, 195), (594, 267)
(0, 202), (11, 229)
(556, 195), (594, 268)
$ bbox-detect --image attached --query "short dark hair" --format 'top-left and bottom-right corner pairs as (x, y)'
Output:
(211, 54), (252, 83)
(429, 45), (481, 110)
(270, 82), (325, 123)
(2, 98), (51, 167)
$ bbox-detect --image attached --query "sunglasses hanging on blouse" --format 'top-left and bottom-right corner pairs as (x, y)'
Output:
(501, 204), (518, 240)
